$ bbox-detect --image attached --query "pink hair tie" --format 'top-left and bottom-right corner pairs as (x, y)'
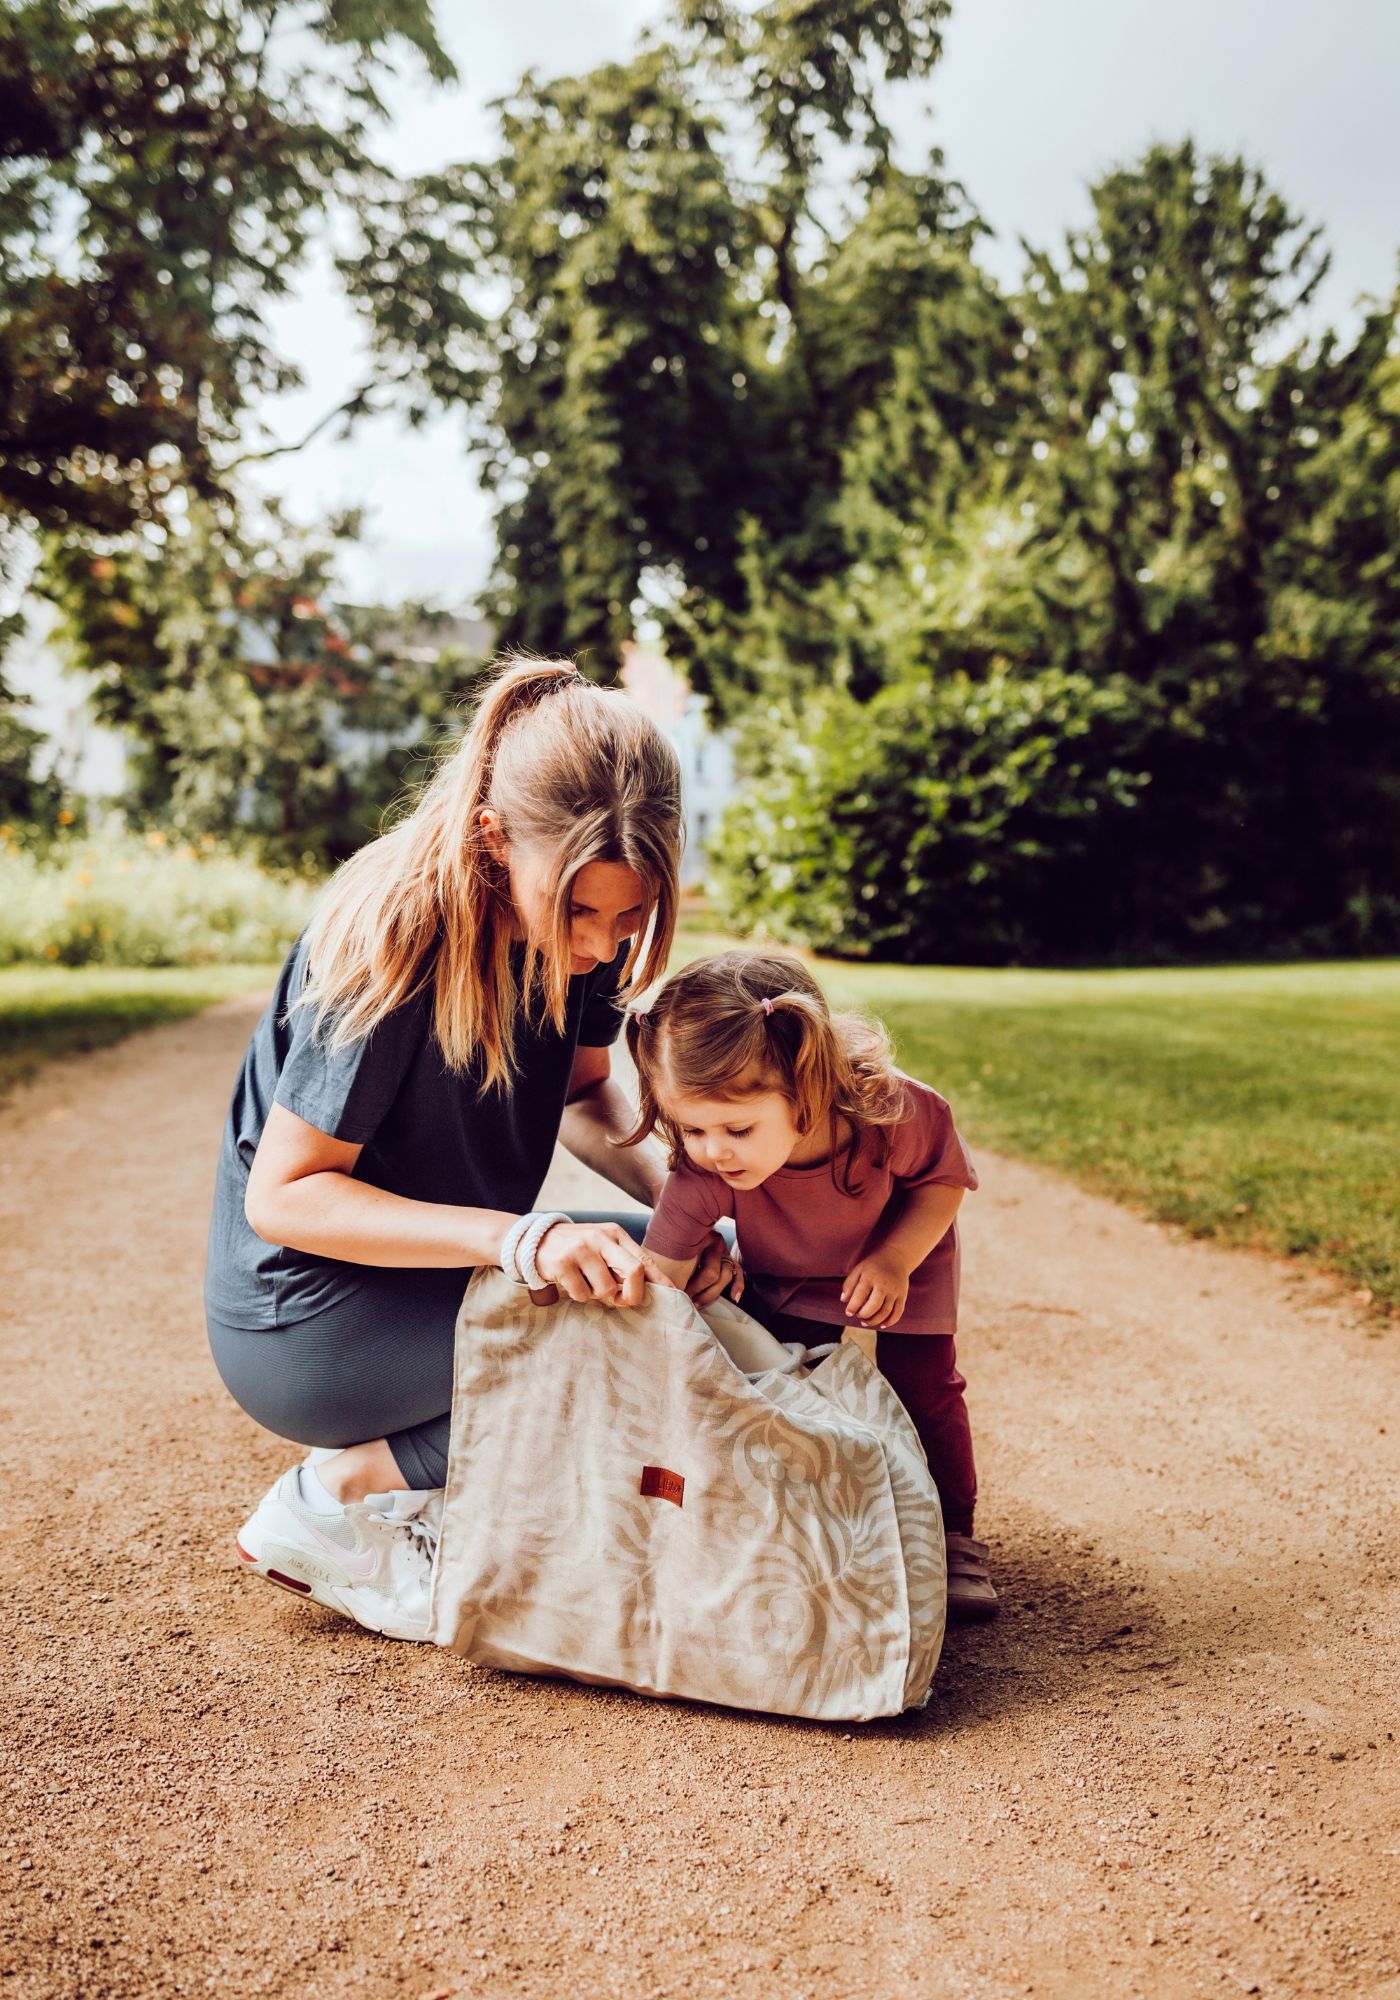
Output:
(760, 997), (774, 1016)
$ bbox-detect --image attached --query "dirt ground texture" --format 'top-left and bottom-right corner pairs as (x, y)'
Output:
(2, 991), (1397, 2000)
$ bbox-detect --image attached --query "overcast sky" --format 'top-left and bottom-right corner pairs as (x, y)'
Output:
(245, 0), (1400, 609)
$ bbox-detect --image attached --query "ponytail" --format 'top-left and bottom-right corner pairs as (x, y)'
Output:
(298, 657), (681, 1093)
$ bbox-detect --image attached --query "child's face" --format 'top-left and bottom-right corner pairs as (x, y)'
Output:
(662, 1083), (804, 1189)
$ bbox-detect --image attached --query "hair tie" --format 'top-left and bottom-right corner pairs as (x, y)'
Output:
(760, 997), (774, 1017)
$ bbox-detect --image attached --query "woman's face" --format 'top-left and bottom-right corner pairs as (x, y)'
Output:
(558, 859), (650, 974)
(481, 814), (648, 972)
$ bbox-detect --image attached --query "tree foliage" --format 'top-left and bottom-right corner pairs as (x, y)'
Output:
(473, 100), (1393, 959)
(0, 0), (483, 833)
(0, 0), (468, 558)
(0, 611), (64, 833)
(447, 1), (966, 669)
(43, 506), (479, 866)
(448, 14), (1400, 957)
(6, 0), (1399, 958)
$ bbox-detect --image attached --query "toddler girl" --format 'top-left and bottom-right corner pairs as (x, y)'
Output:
(620, 948), (998, 1623)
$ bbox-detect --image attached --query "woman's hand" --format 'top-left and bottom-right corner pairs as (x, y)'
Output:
(532, 1222), (652, 1308)
(841, 1251), (909, 1330)
(686, 1230), (744, 1309)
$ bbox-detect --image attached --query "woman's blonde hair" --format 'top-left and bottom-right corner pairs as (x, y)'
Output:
(297, 657), (683, 1093)
(621, 949), (906, 1195)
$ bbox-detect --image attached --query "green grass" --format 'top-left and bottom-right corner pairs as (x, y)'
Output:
(6, 918), (1397, 1317)
(0, 965), (276, 1103)
(672, 918), (1400, 1315)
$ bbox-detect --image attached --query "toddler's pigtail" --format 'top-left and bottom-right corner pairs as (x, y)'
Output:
(612, 1005), (664, 1154)
(760, 991), (839, 1141)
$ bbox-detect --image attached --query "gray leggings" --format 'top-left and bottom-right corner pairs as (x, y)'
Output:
(207, 1211), (651, 1490)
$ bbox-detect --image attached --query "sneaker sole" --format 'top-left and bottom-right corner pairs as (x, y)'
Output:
(946, 1590), (1001, 1625)
(235, 1536), (359, 1619)
(234, 1536), (428, 1642)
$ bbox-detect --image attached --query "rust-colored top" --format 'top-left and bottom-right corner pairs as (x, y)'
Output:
(645, 1074), (978, 1335)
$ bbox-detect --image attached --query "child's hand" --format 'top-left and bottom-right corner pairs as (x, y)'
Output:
(686, 1229), (744, 1308)
(841, 1253), (910, 1331)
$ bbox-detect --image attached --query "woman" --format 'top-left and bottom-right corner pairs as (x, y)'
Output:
(205, 659), (733, 1641)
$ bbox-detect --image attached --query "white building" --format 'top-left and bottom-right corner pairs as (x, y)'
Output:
(618, 643), (737, 887)
(8, 595), (738, 877)
(7, 598), (127, 799)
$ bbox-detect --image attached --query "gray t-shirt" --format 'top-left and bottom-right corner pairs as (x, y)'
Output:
(204, 933), (628, 1329)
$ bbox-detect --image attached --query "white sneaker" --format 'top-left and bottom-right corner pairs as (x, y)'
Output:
(236, 1465), (442, 1642)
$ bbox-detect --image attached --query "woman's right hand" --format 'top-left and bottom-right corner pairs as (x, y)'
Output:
(530, 1222), (666, 1308)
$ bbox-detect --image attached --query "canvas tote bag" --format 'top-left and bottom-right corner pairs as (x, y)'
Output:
(428, 1267), (946, 1721)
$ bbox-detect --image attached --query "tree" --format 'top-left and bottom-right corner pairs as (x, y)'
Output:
(457, 43), (761, 665)
(433, 0), (965, 678)
(704, 141), (1400, 958)
(0, 0), (473, 566)
(43, 505), (479, 866)
(1013, 144), (1400, 949)
(0, 0), (490, 833)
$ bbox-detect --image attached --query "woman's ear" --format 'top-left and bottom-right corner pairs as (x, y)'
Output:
(478, 807), (508, 867)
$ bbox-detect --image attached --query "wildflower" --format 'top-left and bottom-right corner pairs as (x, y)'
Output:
(57, 809), (75, 826)
(146, 829), (167, 848)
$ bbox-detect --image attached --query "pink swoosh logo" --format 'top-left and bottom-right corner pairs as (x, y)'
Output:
(300, 1515), (379, 1579)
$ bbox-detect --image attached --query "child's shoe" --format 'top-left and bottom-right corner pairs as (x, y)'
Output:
(236, 1464), (441, 1642)
(945, 1531), (1000, 1624)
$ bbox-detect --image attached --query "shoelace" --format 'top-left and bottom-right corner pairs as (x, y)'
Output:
(366, 1504), (439, 1560)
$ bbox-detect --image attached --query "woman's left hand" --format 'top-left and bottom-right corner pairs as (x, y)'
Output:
(686, 1230), (744, 1308)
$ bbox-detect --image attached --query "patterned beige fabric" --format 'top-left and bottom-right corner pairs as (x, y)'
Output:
(429, 1270), (946, 1721)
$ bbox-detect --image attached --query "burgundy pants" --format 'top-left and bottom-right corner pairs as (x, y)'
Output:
(763, 1308), (978, 1536)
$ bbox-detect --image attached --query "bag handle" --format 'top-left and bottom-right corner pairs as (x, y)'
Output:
(518, 1289), (840, 1379)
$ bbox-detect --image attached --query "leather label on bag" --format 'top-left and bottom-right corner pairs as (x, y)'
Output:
(640, 1465), (685, 1506)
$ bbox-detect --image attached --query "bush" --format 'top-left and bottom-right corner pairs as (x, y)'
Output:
(708, 669), (1151, 963)
(0, 828), (318, 968)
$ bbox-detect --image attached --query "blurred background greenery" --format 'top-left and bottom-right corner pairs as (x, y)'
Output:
(0, 1), (1395, 1303)
(3, 0), (1399, 963)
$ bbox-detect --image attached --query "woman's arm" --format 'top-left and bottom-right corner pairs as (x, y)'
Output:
(557, 1045), (667, 1205)
(244, 1103), (517, 1269)
(245, 1102), (664, 1308)
(561, 1050), (742, 1306)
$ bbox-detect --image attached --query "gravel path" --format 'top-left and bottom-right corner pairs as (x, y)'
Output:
(1, 992), (1396, 2000)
